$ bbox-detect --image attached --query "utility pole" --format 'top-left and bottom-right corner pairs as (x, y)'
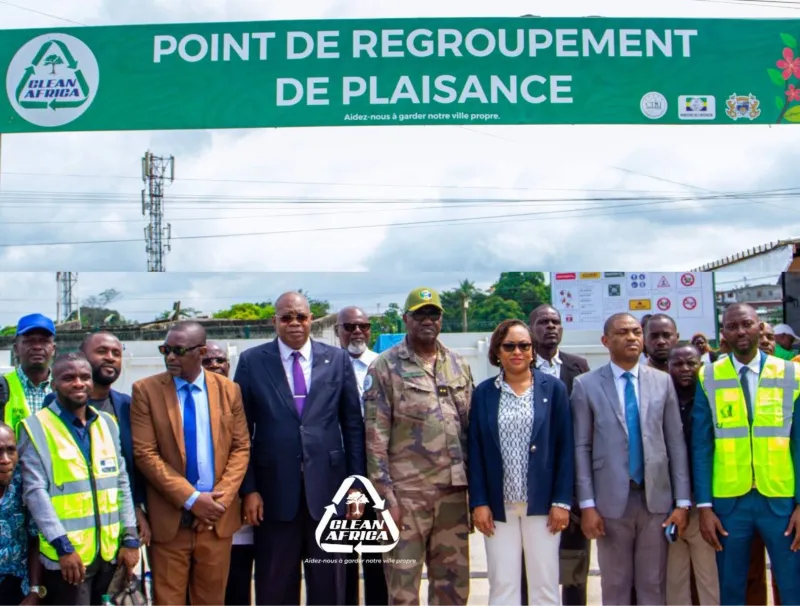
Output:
(56, 272), (79, 324)
(141, 151), (175, 272)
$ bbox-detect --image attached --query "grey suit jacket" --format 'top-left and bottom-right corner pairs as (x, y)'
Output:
(572, 363), (690, 519)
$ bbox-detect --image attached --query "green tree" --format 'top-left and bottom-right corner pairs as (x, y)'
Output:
(490, 272), (550, 317)
(455, 279), (478, 332)
(370, 302), (403, 346)
(0, 325), (16, 337)
(43, 54), (64, 75)
(213, 302), (275, 321)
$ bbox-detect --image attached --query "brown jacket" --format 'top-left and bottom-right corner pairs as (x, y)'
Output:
(131, 370), (250, 542)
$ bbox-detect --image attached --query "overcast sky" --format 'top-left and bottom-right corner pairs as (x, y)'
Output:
(0, 0), (795, 325)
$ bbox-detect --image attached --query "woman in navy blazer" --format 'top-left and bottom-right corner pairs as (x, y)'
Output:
(468, 319), (574, 605)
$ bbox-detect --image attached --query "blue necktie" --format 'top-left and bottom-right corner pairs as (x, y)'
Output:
(623, 372), (644, 485)
(182, 383), (199, 486)
(739, 367), (754, 425)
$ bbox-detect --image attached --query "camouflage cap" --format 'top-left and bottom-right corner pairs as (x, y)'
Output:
(404, 287), (444, 313)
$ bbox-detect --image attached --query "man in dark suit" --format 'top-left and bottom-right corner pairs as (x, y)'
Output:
(692, 303), (800, 604)
(529, 304), (591, 606)
(236, 292), (366, 606)
(43, 331), (151, 544)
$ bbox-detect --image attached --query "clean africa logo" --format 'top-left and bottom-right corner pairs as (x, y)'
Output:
(6, 33), (99, 128)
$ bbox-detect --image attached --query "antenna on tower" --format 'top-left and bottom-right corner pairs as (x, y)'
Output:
(56, 272), (79, 324)
(141, 151), (175, 272)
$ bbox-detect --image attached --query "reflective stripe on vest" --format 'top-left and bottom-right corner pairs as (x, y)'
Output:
(3, 370), (31, 438)
(699, 355), (800, 498)
(22, 406), (122, 566)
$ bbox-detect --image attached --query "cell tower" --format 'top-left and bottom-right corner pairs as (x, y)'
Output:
(56, 272), (79, 324)
(141, 151), (175, 272)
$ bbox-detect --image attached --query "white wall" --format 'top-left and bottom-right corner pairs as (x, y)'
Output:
(2, 329), (609, 394)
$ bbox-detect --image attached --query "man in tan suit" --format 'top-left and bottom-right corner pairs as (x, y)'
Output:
(131, 322), (250, 605)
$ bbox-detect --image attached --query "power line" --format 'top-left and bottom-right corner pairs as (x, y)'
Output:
(0, 0), (86, 24)
(0, 194), (773, 249)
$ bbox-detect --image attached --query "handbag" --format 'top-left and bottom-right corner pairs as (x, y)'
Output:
(107, 552), (148, 606)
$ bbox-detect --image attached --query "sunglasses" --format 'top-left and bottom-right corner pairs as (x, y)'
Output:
(411, 309), (442, 321)
(500, 342), (533, 353)
(279, 313), (310, 323)
(341, 322), (371, 332)
(159, 344), (203, 357)
(202, 357), (228, 365)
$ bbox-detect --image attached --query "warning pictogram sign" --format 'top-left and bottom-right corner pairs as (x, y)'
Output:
(657, 276), (670, 289)
(680, 273), (696, 288)
(683, 296), (697, 310)
(657, 297), (671, 311)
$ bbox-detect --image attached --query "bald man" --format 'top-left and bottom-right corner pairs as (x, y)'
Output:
(131, 322), (250, 606)
(235, 292), (365, 606)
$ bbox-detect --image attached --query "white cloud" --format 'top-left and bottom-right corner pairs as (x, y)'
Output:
(0, 0), (796, 279)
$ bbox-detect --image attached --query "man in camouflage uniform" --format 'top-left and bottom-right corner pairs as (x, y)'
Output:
(363, 287), (473, 605)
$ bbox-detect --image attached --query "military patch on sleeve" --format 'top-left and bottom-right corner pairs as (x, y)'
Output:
(363, 374), (373, 392)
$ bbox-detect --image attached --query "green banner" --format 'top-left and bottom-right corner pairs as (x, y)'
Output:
(2, 17), (800, 133)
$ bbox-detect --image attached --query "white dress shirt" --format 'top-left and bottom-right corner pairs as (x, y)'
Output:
(581, 362), (690, 509)
(277, 338), (313, 393)
(349, 348), (379, 416)
(536, 352), (562, 378)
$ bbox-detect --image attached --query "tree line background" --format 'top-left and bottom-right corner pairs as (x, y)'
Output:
(0, 273), (551, 341)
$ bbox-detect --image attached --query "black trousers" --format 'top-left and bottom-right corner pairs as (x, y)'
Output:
(42, 560), (116, 606)
(344, 505), (389, 606)
(0, 575), (24, 606)
(521, 505), (591, 606)
(225, 544), (255, 606)
(253, 484), (345, 606)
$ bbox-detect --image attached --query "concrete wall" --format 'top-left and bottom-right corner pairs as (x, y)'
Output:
(1, 329), (609, 394)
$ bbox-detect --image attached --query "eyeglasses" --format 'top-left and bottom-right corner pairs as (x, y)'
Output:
(158, 344), (203, 357)
(500, 342), (533, 353)
(202, 357), (228, 365)
(279, 313), (310, 323)
(341, 322), (371, 332)
(411, 309), (442, 321)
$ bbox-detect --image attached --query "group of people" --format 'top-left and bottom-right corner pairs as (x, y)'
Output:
(0, 286), (799, 606)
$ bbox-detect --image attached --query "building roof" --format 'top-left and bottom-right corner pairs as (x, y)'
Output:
(691, 238), (800, 272)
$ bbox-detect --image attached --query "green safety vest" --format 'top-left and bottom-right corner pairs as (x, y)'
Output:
(3, 370), (32, 438)
(21, 405), (122, 566)
(698, 354), (800, 498)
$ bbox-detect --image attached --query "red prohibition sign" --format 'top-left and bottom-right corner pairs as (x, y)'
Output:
(681, 273), (695, 287)
(657, 298), (671, 311)
(683, 296), (697, 310)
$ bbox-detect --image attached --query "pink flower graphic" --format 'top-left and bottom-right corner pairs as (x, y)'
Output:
(777, 47), (800, 80)
(787, 84), (800, 102)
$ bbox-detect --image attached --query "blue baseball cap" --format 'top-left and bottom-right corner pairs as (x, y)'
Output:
(16, 313), (56, 337)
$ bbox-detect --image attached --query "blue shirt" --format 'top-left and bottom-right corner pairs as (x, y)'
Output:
(173, 374), (215, 510)
(0, 471), (38, 594)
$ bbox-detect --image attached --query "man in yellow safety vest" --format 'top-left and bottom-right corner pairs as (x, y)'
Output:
(3, 314), (56, 435)
(18, 352), (140, 605)
(692, 303), (800, 605)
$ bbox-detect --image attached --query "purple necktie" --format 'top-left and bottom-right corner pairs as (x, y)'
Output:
(291, 351), (307, 416)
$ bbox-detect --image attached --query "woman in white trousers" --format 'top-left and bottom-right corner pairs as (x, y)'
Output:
(467, 319), (575, 605)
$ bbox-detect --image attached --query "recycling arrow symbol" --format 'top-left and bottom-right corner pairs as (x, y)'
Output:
(314, 474), (400, 555)
(15, 40), (90, 111)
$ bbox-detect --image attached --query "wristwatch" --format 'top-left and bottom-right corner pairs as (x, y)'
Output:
(29, 585), (47, 599)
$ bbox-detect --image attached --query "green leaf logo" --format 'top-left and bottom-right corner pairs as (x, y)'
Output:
(780, 33), (798, 50)
(776, 95), (787, 110)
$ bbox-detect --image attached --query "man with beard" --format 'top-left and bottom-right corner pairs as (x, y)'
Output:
(3, 314), (56, 435)
(759, 322), (776, 356)
(645, 314), (679, 373)
(527, 304), (591, 606)
(18, 353), (140, 604)
(335, 306), (386, 606)
(693, 304), (800, 604)
(665, 345), (720, 606)
(364, 287), (473, 605)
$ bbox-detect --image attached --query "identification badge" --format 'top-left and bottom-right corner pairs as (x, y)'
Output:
(99, 458), (117, 473)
